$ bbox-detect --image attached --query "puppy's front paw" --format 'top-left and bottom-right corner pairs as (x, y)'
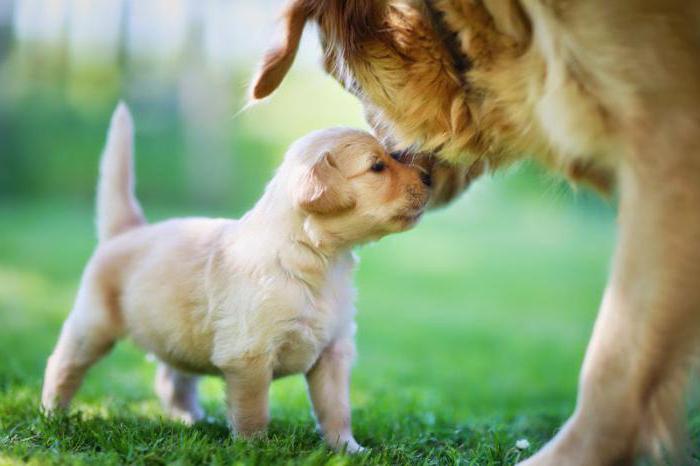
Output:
(167, 407), (204, 426)
(40, 390), (67, 415)
(327, 435), (365, 454)
(234, 425), (268, 440)
(344, 441), (367, 455)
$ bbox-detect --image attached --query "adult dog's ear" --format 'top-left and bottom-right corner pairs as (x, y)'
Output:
(251, 0), (311, 100)
(296, 152), (356, 215)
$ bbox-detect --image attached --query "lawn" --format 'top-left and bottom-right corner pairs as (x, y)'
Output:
(1, 170), (669, 466)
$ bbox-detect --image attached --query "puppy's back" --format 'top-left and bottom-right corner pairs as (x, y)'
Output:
(83, 217), (234, 368)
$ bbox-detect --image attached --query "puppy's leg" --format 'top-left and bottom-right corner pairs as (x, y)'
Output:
(42, 284), (121, 412)
(154, 362), (204, 425)
(222, 359), (271, 437)
(306, 338), (363, 453)
(520, 142), (700, 464)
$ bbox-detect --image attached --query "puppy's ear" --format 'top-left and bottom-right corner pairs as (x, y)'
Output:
(251, 0), (311, 100)
(296, 152), (356, 215)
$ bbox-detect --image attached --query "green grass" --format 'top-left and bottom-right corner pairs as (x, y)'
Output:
(0, 178), (697, 465)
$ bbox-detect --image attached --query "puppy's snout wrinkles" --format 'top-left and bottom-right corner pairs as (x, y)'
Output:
(389, 149), (430, 185)
(407, 185), (428, 210)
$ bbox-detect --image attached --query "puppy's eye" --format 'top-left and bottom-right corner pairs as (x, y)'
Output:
(370, 161), (386, 173)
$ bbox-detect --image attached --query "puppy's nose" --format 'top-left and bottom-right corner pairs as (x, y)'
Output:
(420, 171), (432, 187)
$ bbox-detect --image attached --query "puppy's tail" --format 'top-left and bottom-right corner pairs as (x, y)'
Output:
(96, 102), (146, 242)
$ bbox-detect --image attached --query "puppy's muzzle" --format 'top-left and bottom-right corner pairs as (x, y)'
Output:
(391, 150), (432, 187)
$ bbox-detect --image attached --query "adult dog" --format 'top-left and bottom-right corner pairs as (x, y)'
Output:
(252, 1), (700, 465)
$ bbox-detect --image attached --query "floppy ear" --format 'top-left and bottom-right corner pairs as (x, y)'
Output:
(296, 152), (356, 215)
(251, 0), (311, 100)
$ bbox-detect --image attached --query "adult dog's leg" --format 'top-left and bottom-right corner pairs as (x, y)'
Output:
(154, 362), (204, 425)
(520, 121), (700, 465)
(305, 338), (363, 453)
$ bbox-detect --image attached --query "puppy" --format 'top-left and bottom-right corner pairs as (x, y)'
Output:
(252, 1), (700, 464)
(41, 103), (429, 452)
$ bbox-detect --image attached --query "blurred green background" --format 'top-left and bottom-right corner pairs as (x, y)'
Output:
(0, 1), (634, 464)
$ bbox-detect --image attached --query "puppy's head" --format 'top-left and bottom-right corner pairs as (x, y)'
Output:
(284, 128), (430, 245)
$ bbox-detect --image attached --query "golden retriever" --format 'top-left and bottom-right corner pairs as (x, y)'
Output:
(252, 1), (700, 464)
(41, 103), (429, 452)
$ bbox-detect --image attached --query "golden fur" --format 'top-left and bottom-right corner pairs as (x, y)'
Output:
(253, 1), (700, 464)
(41, 104), (429, 452)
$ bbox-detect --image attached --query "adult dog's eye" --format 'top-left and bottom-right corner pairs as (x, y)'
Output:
(371, 161), (386, 173)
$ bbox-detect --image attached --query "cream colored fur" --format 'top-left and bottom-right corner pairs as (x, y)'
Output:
(41, 103), (429, 453)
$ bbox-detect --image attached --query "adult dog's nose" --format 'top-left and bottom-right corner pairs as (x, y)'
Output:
(420, 171), (432, 187)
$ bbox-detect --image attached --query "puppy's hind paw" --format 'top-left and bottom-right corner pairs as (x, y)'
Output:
(40, 392), (68, 415)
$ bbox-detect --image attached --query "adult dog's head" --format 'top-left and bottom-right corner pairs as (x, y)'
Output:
(252, 0), (614, 202)
(252, 1), (535, 198)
